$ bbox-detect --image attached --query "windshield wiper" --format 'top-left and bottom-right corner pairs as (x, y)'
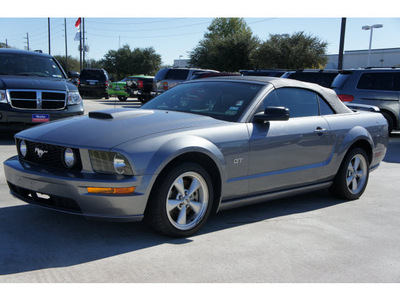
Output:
(16, 72), (51, 77)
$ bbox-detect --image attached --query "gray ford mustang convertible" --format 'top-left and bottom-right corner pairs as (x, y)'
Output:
(4, 77), (388, 237)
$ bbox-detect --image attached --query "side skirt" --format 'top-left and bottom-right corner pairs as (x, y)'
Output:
(217, 181), (333, 212)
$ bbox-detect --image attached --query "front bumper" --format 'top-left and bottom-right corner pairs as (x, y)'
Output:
(0, 104), (84, 130)
(4, 156), (149, 222)
(78, 85), (107, 97)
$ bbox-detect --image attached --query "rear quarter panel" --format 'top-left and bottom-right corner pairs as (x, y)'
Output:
(323, 111), (388, 173)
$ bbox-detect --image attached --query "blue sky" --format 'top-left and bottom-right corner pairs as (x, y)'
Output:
(1, 1), (399, 67)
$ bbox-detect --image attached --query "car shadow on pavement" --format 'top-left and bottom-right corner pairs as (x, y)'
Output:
(0, 189), (342, 276)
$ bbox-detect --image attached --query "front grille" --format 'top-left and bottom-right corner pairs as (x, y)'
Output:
(9, 89), (66, 110)
(17, 139), (82, 172)
(8, 181), (82, 213)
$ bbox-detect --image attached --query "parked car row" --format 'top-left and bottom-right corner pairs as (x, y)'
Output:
(80, 66), (400, 134)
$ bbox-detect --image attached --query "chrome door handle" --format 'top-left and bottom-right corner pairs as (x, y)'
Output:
(315, 127), (328, 135)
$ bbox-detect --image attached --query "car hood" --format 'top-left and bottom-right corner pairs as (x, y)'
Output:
(16, 109), (225, 149)
(0, 75), (76, 91)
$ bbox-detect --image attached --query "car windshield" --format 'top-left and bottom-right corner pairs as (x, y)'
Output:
(0, 52), (64, 78)
(142, 81), (264, 122)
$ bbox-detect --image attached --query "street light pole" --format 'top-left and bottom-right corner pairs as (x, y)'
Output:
(362, 24), (383, 67)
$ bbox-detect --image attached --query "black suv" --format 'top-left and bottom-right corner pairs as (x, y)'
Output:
(281, 69), (339, 88)
(78, 68), (110, 99)
(331, 68), (400, 133)
(0, 49), (84, 131)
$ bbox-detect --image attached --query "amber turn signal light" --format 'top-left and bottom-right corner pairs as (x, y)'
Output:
(87, 187), (136, 194)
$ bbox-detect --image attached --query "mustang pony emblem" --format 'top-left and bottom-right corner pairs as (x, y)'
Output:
(34, 147), (48, 158)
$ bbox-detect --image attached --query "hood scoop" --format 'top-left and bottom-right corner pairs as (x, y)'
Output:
(88, 109), (154, 120)
(89, 111), (113, 119)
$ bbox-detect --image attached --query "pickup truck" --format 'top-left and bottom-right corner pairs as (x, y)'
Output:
(124, 75), (154, 103)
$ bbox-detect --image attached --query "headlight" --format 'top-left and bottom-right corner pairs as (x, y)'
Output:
(67, 91), (82, 105)
(0, 90), (8, 104)
(89, 150), (133, 175)
(64, 148), (76, 168)
(19, 140), (27, 158)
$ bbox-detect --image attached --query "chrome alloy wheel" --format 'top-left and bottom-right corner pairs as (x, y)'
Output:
(346, 154), (368, 195)
(166, 171), (209, 231)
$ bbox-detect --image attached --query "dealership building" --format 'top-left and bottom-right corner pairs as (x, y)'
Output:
(326, 47), (400, 69)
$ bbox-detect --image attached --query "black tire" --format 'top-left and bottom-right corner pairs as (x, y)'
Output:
(118, 96), (127, 101)
(330, 147), (369, 200)
(144, 163), (214, 238)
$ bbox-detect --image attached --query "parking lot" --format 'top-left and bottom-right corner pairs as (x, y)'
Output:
(0, 97), (400, 283)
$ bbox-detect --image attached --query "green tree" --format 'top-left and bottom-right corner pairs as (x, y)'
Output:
(0, 42), (11, 48)
(100, 45), (162, 80)
(53, 55), (81, 73)
(189, 18), (259, 72)
(252, 32), (328, 69)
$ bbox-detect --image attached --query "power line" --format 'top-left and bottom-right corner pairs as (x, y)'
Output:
(87, 18), (185, 25)
(89, 30), (206, 39)
(86, 20), (211, 32)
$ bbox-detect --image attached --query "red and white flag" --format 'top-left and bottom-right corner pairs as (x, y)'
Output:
(75, 18), (81, 28)
(74, 18), (81, 41)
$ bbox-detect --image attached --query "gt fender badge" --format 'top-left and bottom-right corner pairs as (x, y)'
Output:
(233, 158), (243, 164)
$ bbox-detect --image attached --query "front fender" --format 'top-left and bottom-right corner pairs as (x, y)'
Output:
(145, 135), (226, 179)
(112, 134), (228, 200)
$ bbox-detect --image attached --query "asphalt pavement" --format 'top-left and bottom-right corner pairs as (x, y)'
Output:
(0, 97), (400, 284)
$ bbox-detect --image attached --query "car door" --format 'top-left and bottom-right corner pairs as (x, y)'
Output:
(247, 87), (335, 196)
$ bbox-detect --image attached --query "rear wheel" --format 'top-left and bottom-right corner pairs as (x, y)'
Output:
(145, 163), (213, 238)
(117, 96), (127, 101)
(330, 147), (369, 200)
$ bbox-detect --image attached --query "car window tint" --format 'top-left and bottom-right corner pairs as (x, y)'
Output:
(263, 88), (319, 118)
(154, 68), (169, 80)
(165, 69), (190, 80)
(331, 73), (351, 89)
(357, 72), (396, 91)
(318, 95), (335, 115)
(80, 70), (106, 80)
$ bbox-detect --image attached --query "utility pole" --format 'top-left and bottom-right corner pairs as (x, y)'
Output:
(24, 33), (29, 50)
(48, 18), (51, 54)
(64, 18), (68, 71)
(82, 18), (85, 68)
(79, 21), (82, 71)
(338, 18), (346, 70)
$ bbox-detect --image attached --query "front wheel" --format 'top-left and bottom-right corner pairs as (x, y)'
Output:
(145, 163), (213, 238)
(330, 147), (369, 200)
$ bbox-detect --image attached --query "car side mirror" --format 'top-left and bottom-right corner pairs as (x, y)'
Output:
(253, 106), (290, 123)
